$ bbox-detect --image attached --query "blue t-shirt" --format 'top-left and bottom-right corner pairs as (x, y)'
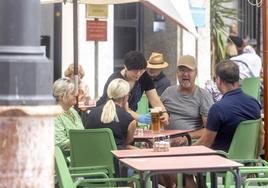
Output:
(206, 88), (261, 151)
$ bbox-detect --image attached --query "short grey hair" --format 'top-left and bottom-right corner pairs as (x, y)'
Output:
(53, 77), (75, 102)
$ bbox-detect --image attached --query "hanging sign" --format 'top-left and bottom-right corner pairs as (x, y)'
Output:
(86, 20), (107, 41)
(86, 4), (108, 19)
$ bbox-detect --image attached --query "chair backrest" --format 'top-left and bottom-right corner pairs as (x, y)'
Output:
(55, 146), (75, 188)
(69, 128), (117, 174)
(228, 118), (262, 160)
(241, 77), (261, 101)
(136, 94), (149, 115)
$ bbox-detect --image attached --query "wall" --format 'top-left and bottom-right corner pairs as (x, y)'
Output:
(62, 4), (114, 99)
(143, 6), (178, 85)
(182, 0), (211, 87)
(143, 0), (211, 88)
(41, 4), (54, 59)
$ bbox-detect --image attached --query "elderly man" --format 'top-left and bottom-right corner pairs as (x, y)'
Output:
(194, 60), (263, 152)
(161, 55), (214, 140)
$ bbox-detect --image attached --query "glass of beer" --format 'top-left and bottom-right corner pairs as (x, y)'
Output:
(155, 107), (164, 130)
(150, 108), (161, 134)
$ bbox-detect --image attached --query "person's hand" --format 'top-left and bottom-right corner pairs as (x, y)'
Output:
(123, 101), (129, 112)
(138, 113), (152, 125)
(170, 137), (188, 147)
(160, 112), (169, 126)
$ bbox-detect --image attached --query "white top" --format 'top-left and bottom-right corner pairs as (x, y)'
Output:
(231, 49), (262, 80)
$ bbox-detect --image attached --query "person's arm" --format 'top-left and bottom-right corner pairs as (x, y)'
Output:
(96, 74), (115, 106)
(55, 117), (70, 150)
(202, 116), (208, 127)
(123, 101), (139, 120)
(146, 89), (169, 125)
(125, 120), (139, 149)
(189, 128), (204, 139)
(193, 128), (217, 147)
(188, 116), (207, 139)
(124, 101), (151, 125)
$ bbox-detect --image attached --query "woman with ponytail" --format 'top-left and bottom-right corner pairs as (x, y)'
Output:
(86, 78), (137, 149)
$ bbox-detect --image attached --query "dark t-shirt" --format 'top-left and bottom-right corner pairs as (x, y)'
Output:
(206, 88), (261, 151)
(151, 71), (171, 96)
(85, 104), (134, 149)
(97, 71), (155, 111)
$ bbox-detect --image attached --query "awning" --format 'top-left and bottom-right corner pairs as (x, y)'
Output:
(41, 0), (198, 36)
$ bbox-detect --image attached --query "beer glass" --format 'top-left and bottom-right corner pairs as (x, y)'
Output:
(150, 108), (161, 133)
(155, 107), (164, 129)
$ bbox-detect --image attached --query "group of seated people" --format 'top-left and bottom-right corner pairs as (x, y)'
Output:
(53, 50), (264, 188)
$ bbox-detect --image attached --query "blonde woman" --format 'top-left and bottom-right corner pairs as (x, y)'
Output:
(64, 63), (91, 107)
(86, 78), (137, 150)
(53, 78), (84, 153)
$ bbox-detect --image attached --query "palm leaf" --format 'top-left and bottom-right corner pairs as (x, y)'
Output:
(210, 0), (238, 66)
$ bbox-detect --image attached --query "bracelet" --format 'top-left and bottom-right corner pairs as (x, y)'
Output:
(162, 111), (168, 114)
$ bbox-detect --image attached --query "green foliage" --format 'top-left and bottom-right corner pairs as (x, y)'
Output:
(210, 0), (238, 65)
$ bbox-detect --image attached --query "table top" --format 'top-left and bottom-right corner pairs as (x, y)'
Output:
(134, 129), (192, 140)
(120, 155), (243, 172)
(112, 145), (216, 159)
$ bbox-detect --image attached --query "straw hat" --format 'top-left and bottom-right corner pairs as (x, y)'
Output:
(147, 52), (169, 69)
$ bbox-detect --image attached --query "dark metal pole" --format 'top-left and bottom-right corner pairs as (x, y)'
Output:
(94, 18), (99, 98)
(73, 0), (79, 94)
(263, 0), (268, 160)
(54, 3), (62, 81)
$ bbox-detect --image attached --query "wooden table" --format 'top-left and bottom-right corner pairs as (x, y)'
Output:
(134, 129), (193, 145)
(120, 155), (243, 188)
(112, 146), (216, 187)
(112, 145), (216, 159)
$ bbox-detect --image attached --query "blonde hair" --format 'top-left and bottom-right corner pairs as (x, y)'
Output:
(53, 77), (75, 103)
(101, 78), (130, 124)
(64, 63), (85, 79)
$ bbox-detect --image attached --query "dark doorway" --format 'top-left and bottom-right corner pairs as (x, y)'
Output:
(113, 3), (144, 72)
(238, 1), (261, 54)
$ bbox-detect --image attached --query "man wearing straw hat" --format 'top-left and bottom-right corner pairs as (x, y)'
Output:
(147, 52), (171, 96)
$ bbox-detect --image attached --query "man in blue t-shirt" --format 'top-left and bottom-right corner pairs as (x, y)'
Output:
(194, 60), (264, 153)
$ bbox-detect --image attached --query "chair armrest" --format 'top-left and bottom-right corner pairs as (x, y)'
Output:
(216, 150), (230, 158)
(71, 171), (109, 178)
(69, 165), (113, 177)
(232, 158), (268, 165)
(239, 166), (268, 174)
(244, 178), (268, 187)
(74, 176), (140, 188)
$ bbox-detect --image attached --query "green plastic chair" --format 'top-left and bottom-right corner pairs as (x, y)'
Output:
(225, 118), (262, 161)
(136, 94), (150, 130)
(241, 77), (261, 101)
(55, 146), (138, 188)
(136, 94), (149, 115)
(240, 165), (268, 188)
(69, 128), (117, 177)
(206, 118), (262, 188)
